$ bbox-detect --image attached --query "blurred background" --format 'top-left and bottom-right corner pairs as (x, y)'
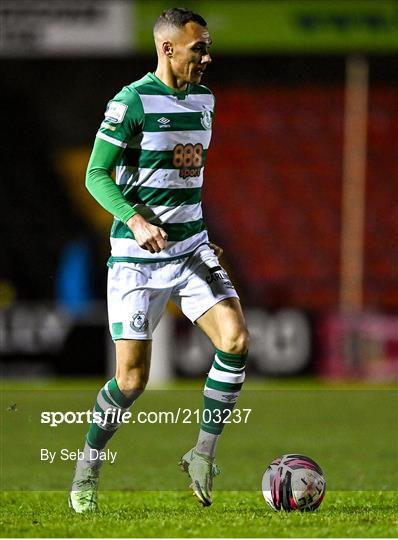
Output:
(1, 0), (397, 382)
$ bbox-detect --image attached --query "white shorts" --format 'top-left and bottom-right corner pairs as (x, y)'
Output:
(107, 243), (239, 340)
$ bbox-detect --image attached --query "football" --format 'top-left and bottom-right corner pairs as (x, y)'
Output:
(262, 454), (326, 512)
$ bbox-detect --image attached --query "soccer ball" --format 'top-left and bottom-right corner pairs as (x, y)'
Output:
(262, 454), (326, 512)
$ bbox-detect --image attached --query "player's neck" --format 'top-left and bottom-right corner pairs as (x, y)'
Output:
(154, 66), (188, 92)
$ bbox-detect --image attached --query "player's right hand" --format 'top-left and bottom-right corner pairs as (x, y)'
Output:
(126, 214), (168, 253)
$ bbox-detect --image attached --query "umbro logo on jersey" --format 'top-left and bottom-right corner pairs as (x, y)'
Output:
(157, 117), (171, 128)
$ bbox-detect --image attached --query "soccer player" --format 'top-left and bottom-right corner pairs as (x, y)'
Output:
(69, 7), (249, 512)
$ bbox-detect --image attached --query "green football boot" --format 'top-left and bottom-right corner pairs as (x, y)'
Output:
(69, 465), (100, 513)
(179, 447), (220, 507)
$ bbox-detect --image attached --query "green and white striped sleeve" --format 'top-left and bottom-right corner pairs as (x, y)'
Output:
(97, 86), (145, 148)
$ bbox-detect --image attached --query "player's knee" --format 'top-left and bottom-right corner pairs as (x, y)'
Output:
(116, 371), (148, 399)
(221, 327), (250, 355)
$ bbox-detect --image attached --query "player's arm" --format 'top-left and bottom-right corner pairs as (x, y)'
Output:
(85, 138), (136, 223)
(85, 100), (167, 253)
(209, 242), (223, 258)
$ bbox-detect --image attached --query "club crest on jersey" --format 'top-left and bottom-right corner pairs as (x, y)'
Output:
(105, 102), (128, 124)
(130, 311), (149, 332)
(200, 110), (212, 130)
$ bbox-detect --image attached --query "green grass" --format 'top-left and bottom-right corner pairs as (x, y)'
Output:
(1, 490), (397, 537)
(1, 378), (397, 537)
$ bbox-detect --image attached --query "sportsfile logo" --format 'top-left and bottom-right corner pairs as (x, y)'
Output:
(157, 116), (171, 128)
(40, 408), (251, 426)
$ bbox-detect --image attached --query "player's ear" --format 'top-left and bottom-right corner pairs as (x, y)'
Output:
(162, 41), (173, 58)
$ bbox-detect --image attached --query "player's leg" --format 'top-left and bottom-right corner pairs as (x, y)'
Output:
(196, 296), (248, 444)
(196, 296), (248, 353)
(85, 339), (151, 452)
(175, 246), (249, 506)
(69, 339), (151, 513)
(70, 260), (169, 513)
(180, 298), (249, 506)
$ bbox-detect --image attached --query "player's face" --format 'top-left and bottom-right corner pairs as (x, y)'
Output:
(171, 22), (212, 84)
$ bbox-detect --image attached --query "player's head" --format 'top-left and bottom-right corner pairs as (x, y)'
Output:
(154, 7), (212, 85)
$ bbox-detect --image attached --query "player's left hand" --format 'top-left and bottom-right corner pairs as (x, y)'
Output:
(210, 242), (223, 258)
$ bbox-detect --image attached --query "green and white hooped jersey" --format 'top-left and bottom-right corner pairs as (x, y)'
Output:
(97, 72), (214, 264)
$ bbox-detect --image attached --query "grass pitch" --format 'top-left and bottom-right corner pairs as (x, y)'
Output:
(1, 378), (397, 537)
(1, 490), (397, 538)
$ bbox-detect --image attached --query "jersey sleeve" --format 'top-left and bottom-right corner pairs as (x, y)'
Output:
(85, 87), (145, 223)
(96, 86), (144, 148)
(85, 137), (137, 224)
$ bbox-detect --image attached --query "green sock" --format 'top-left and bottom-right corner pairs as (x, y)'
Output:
(200, 349), (247, 436)
(86, 377), (140, 450)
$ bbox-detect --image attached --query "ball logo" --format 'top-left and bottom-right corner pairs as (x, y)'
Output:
(200, 110), (212, 130)
(130, 311), (149, 332)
